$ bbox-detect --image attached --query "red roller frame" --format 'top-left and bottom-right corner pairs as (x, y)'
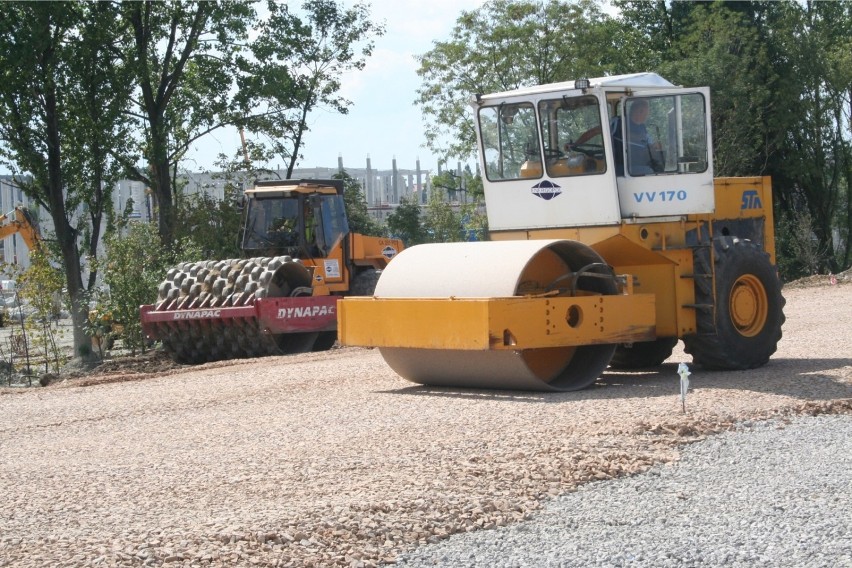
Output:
(140, 295), (339, 340)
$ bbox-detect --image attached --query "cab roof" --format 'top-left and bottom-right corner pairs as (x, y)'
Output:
(247, 178), (343, 196)
(475, 73), (678, 103)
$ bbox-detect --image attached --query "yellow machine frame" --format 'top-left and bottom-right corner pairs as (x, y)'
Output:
(338, 176), (774, 351)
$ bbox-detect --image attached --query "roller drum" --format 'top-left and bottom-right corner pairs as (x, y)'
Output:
(375, 240), (617, 392)
(150, 256), (318, 363)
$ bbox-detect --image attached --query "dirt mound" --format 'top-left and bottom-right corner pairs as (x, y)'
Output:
(785, 267), (852, 289)
(57, 349), (188, 386)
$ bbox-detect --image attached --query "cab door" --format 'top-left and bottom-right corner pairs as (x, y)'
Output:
(475, 92), (623, 231)
(612, 88), (715, 218)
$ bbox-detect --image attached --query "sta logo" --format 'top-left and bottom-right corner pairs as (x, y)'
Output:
(741, 190), (762, 210)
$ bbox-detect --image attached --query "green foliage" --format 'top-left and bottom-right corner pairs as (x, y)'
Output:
(430, 171), (460, 200)
(768, 2), (852, 273)
(415, 0), (615, 162)
(461, 200), (489, 242)
(102, 223), (201, 355)
(333, 171), (383, 236)
(615, 0), (852, 273)
(775, 208), (831, 282)
(387, 170), (490, 245)
(386, 197), (427, 246)
(63, 2), (133, 271)
(16, 251), (67, 374)
(400, 175), (490, 245)
(420, 190), (488, 244)
(121, 1), (257, 246)
(423, 190), (463, 243)
(174, 186), (243, 260)
(432, 166), (483, 202)
(240, 0), (385, 179)
(119, 1), (385, 241)
(658, 4), (773, 177)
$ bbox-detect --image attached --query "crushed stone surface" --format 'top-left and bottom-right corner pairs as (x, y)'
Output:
(0, 283), (850, 567)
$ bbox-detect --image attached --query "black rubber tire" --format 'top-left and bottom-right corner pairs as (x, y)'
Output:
(312, 331), (337, 352)
(609, 337), (678, 369)
(270, 331), (319, 355)
(683, 236), (785, 370)
(350, 269), (382, 296)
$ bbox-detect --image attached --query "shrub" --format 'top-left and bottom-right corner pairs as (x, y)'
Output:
(16, 250), (66, 373)
(102, 222), (201, 354)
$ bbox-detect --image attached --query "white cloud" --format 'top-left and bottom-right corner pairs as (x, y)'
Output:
(368, 0), (486, 49)
(339, 47), (418, 103)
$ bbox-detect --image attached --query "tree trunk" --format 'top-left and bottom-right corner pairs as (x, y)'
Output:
(151, 159), (175, 247)
(285, 95), (315, 180)
(144, 112), (176, 247)
(44, 91), (93, 361)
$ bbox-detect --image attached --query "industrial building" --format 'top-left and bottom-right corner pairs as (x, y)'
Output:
(0, 156), (460, 271)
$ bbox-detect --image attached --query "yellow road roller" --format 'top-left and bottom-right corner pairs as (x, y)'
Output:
(338, 73), (785, 391)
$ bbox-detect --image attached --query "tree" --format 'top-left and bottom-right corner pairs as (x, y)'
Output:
(766, 1), (852, 273)
(423, 190), (462, 243)
(653, 4), (774, 177)
(431, 170), (462, 203)
(420, 171), (488, 244)
(17, 250), (66, 373)
(121, 1), (256, 246)
(458, 169), (488, 241)
(642, 1), (852, 274)
(174, 186), (243, 260)
(613, 0), (703, 61)
(386, 197), (426, 245)
(460, 200), (489, 242)
(121, 1), (383, 244)
(67, 2), (135, 288)
(243, 0), (384, 179)
(415, 0), (615, 162)
(0, 3), (129, 359)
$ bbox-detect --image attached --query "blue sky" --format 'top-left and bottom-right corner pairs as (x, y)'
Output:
(187, 0), (488, 175)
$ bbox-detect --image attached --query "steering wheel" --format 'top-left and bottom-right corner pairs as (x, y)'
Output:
(543, 148), (564, 160)
(570, 143), (605, 159)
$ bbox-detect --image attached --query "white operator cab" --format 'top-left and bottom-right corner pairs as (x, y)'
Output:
(471, 73), (715, 231)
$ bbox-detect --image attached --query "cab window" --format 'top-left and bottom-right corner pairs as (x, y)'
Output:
(478, 103), (540, 181)
(537, 95), (606, 178)
(618, 94), (709, 177)
(316, 194), (348, 254)
(243, 196), (300, 249)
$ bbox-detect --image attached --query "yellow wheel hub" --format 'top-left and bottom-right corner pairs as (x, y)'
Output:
(729, 274), (768, 337)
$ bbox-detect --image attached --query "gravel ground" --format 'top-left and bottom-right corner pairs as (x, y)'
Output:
(395, 413), (852, 568)
(0, 283), (850, 567)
